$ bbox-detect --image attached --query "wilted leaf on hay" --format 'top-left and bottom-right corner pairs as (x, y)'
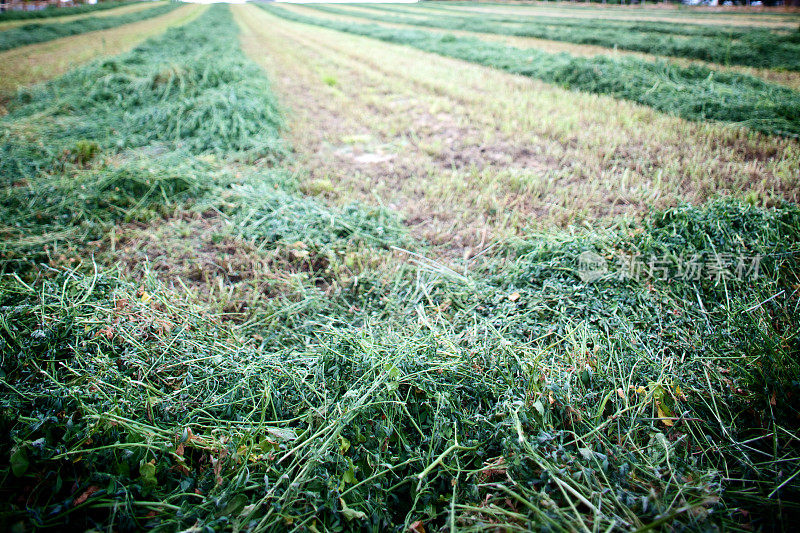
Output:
(10, 446), (29, 477)
(579, 447), (595, 461)
(657, 403), (675, 427)
(340, 498), (366, 521)
(339, 458), (357, 491)
(258, 438), (279, 454)
(266, 427), (298, 441)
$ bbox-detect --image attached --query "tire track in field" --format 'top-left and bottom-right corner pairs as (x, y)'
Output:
(235, 5), (799, 253)
(290, 3), (800, 90)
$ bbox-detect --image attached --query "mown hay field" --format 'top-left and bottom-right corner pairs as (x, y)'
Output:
(1, 2), (799, 531)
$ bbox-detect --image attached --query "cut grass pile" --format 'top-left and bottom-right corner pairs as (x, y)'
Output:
(307, 3), (800, 72)
(0, 3), (404, 271)
(0, 0), (139, 23)
(264, 4), (800, 138)
(1, 4), (799, 532)
(2, 201), (799, 530)
(0, 2), (179, 52)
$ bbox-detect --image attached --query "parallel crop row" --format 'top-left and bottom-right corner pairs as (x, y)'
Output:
(429, 0), (800, 20)
(0, 3), (400, 269)
(311, 3), (800, 71)
(0, 1), (180, 52)
(0, 0), (139, 22)
(372, 2), (798, 38)
(265, 4), (800, 138)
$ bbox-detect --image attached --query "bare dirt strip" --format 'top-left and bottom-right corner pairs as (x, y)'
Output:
(233, 4), (798, 255)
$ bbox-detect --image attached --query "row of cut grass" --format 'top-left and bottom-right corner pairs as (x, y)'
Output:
(277, 4), (800, 91)
(432, 0), (800, 19)
(0, 1), (179, 52)
(0, 3), (203, 101)
(0, 0), (139, 22)
(0, 2), (405, 272)
(412, 1), (800, 24)
(363, 2), (795, 36)
(0, 1), (164, 32)
(264, 4), (800, 138)
(309, 2), (800, 71)
(239, 5), (800, 239)
(426, 1), (800, 26)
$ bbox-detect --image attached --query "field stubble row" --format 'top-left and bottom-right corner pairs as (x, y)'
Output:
(0, 3), (205, 102)
(428, 1), (800, 28)
(306, 2), (800, 72)
(0, 1), (163, 31)
(240, 5), (798, 252)
(265, 4), (800, 139)
(0, 1), (180, 53)
(288, 2), (800, 90)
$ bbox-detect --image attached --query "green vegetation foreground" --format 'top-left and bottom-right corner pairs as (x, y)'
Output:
(1, 4), (799, 532)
